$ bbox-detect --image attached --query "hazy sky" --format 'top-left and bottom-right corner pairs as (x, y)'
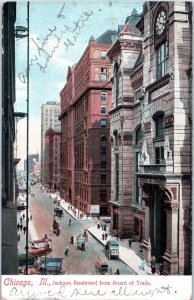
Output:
(15, 1), (143, 169)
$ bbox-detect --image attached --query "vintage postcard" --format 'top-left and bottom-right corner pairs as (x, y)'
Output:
(1, 1), (192, 299)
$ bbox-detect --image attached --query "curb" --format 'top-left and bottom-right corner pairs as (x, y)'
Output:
(86, 227), (139, 275)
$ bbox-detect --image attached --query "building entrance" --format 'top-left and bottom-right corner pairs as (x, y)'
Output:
(150, 185), (167, 260)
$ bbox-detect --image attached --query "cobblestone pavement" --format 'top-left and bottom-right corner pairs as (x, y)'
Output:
(18, 184), (136, 275)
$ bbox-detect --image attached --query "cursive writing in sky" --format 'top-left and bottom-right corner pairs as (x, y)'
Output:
(18, 2), (95, 83)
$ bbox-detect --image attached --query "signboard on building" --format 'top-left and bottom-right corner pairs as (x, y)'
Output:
(90, 205), (100, 214)
(151, 83), (170, 100)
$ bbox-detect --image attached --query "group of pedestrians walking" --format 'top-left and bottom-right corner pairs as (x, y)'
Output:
(17, 213), (32, 242)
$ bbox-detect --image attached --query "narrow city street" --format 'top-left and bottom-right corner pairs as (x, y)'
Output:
(20, 184), (136, 275)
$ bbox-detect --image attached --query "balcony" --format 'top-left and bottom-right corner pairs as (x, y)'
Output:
(138, 163), (173, 175)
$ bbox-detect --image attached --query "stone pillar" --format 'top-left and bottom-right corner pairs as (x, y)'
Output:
(163, 200), (179, 274)
(141, 185), (151, 262)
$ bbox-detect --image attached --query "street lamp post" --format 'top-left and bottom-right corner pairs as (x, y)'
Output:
(43, 234), (49, 275)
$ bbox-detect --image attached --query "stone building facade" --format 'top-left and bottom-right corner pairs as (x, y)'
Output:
(59, 31), (117, 216)
(108, 2), (192, 275)
(107, 10), (142, 237)
(2, 2), (18, 274)
(44, 129), (61, 191)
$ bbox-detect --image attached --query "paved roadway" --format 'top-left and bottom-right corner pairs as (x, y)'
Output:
(26, 184), (136, 275)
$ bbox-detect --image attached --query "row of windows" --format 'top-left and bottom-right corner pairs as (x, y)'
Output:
(95, 67), (110, 82)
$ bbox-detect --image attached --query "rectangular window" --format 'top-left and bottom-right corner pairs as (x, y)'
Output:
(101, 67), (107, 81)
(101, 106), (106, 114)
(100, 189), (107, 201)
(100, 119), (107, 127)
(101, 92), (107, 101)
(101, 50), (107, 59)
(101, 147), (106, 155)
(136, 181), (142, 205)
(155, 146), (164, 164)
(101, 161), (106, 169)
(115, 153), (119, 200)
(156, 42), (167, 80)
(95, 67), (100, 81)
(101, 174), (106, 184)
(156, 117), (164, 138)
(136, 152), (141, 172)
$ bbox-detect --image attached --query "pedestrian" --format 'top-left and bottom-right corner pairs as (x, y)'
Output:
(23, 226), (26, 234)
(17, 223), (20, 230)
(114, 268), (120, 275)
(20, 217), (23, 225)
(151, 256), (155, 268)
(22, 214), (25, 219)
(151, 265), (156, 275)
(30, 215), (32, 221)
(140, 259), (147, 271)
(20, 224), (23, 231)
(159, 263), (164, 275)
(64, 247), (69, 256)
(102, 232), (105, 240)
(81, 242), (85, 251)
(18, 234), (20, 242)
(97, 221), (100, 229)
(69, 218), (71, 226)
(104, 224), (107, 231)
(104, 233), (108, 240)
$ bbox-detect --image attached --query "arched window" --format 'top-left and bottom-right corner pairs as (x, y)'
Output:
(101, 134), (107, 142)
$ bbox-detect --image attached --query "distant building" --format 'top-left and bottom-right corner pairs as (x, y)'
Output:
(41, 101), (61, 183)
(44, 129), (61, 191)
(2, 2), (18, 274)
(59, 30), (117, 216)
(34, 162), (41, 177)
(24, 153), (39, 174)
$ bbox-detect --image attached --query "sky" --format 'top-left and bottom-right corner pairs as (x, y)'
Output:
(15, 0), (143, 169)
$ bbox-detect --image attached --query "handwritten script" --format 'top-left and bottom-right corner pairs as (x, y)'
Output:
(18, 2), (96, 83)
(8, 284), (175, 299)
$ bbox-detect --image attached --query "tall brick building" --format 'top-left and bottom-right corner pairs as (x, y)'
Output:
(59, 30), (117, 216)
(108, 3), (192, 275)
(44, 129), (61, 191)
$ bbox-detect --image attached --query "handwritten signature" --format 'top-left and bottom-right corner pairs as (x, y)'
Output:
(8, 284), (174, 299)
(18, 2), (95, 83)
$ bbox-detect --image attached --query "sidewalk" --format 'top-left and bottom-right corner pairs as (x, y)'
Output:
(56, 197), (156, 276)
(87, 225), (156, 275)
(44, 190), (158, 276)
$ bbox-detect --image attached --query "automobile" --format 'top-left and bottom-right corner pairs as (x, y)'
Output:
(105, 239), (119, 260)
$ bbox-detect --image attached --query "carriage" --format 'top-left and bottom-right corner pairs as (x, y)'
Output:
(95, 258), (108, 275)
(28, 237), (52, 257)
(54, 206), (63, 218)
